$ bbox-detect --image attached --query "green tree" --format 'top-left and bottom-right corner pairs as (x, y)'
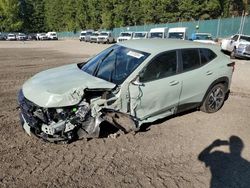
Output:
(0, 0), (23, 31)
(75, 0), (88, 30)
(86, 0), (101, 29)
(63, 0), (77, 31)
(100, 0), (114, 29)
(44, 0), (65, 31)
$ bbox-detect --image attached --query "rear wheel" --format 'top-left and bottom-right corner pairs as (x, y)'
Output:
(201, 83), (226, 113)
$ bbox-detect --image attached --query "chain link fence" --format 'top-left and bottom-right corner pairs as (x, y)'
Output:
(58, 16), (249, 39)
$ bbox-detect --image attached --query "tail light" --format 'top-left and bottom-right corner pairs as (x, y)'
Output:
(227, 62), (235, 72)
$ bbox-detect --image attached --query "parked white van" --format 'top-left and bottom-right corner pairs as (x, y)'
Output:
(97, 31), (115, 44)
(148, 27), (168, 39)
(46, 32), (58, 40)
(79, 30), (94, 42)
(168, 27), (188, 40)
(117, 32), (134, 42)
(132, 31), (148, 39)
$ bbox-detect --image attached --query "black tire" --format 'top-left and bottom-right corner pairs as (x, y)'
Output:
(200, 83), (226, 113)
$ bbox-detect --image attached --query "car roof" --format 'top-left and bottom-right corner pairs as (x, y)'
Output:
(119, 39), (219, 54)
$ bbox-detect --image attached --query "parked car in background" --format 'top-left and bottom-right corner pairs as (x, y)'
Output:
(117, 32), (134, 42)
(28, 33), (37, 40)
(97, 31), (115, 44)
(235, 44), (250, 59)
(6, 33), (16, 41)
(148, 27), (168, 39)
(36, 33), (48, 40)
(79, 30), (94, 42)
(16, 33), (28, 41)
(168, 27), (188, 40)
(18, 39), (234, 143)
(79, 31), (86, 41)
(85, 30), (94, 42)
(90, 31), (99, 43)
(190, 33), (216, 44)
(221, 34), (250, 58)
(132, 31), (148, 39)
(0, 33), (5, 40)
(46, 32), (58, 40)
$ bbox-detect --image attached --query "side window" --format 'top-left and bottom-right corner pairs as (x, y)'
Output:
(181, 49), (200, 72)
(200, 48), (217, 65)
(140, 51), (177, 82)
(232, 35), (239, 41)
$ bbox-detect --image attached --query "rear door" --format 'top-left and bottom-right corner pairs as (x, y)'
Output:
(178, 48), (218, 110)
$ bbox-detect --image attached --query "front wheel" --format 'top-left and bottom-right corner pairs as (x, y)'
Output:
(200, 84), (226, 113)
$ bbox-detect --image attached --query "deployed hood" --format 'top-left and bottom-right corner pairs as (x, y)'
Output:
(22, 64), (116, 108)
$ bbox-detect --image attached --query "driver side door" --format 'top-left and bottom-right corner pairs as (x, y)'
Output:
(129, 50), (182, 121)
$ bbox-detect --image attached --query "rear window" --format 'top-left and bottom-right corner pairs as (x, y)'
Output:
(200, 49), (217, 65)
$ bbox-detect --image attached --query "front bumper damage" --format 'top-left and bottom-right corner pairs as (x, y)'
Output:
(18, 89), (138, 143)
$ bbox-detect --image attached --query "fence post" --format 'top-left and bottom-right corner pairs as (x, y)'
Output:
(216, 17), (221, 38)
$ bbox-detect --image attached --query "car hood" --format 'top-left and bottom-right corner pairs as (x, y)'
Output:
(239, 41), (250, 45)
(22, 64), (116, 108)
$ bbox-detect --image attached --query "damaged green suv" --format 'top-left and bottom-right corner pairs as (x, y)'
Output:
(18, 39), (234, 142)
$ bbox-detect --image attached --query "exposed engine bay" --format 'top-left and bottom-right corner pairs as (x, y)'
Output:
(18, 88), (138, 143)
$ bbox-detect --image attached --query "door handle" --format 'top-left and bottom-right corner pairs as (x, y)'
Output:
(206, 71), (213, 75)
(169, 80), (179, 86)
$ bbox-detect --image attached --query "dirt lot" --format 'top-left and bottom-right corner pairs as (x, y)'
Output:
(0, 40), (250, 188)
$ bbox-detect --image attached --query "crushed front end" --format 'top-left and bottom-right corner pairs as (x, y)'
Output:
(18, 89), (101, 143)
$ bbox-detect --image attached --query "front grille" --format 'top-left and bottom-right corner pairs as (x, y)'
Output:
(246, 45), (250, 52)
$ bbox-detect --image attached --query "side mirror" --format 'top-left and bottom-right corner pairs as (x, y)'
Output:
(131, 73), (145, 86)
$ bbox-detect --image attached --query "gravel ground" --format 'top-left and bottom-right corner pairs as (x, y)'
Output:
(0, 40), (250, 188)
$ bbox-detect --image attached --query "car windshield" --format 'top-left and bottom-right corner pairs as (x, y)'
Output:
(240, 36), (250, 42)
(86, 32), (92, 35)
(51, 33), (56, 36)
(149, 32), (163, 38)
(81, 33), (86, 36)
(81, 45), (150, 85)
(134, 33), (147, 38)
(120, 33), (132, 37)
(195, 34), (212, 40)
(92, 33), (99, 36)
(168, 32), (184, 39)
(100, 33), (109, 36)
(8, 34), (15, 37)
